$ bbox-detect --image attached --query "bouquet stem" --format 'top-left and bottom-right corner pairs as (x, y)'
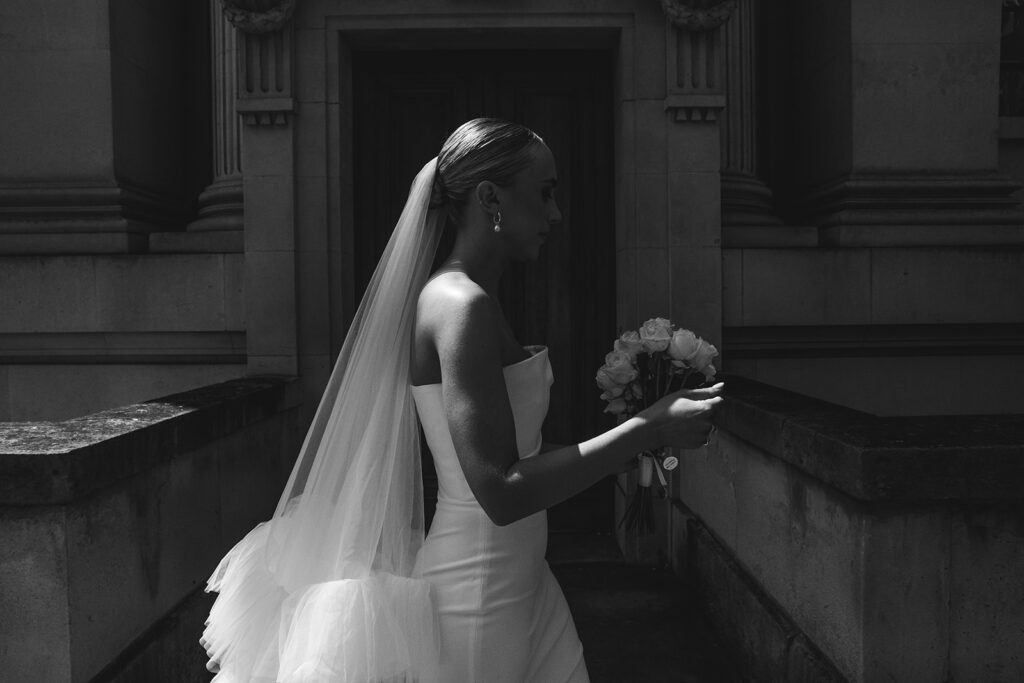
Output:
(619, 452), (658, 534)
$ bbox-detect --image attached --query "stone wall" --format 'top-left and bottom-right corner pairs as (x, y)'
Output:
(0, 377), (302, 682)
(721, 0), (1024, 417)
(722, 246), (1024, 416)
(0, 254), (246, 420)
(670, 377), (1024, 682)
(0, 0), (209, 252)
(0, 0), (239, 421)
(0, 0), (116, 184)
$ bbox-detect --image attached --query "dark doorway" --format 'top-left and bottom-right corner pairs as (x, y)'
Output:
(352, 49), (615, 532)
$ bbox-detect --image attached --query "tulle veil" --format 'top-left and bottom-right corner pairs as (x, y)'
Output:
(202, 158), (445, 682)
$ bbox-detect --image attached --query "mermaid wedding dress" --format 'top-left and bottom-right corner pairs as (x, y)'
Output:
(411, 346), (590, 683)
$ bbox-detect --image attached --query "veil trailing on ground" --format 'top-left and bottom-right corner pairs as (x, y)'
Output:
(202, 158), (445, 682)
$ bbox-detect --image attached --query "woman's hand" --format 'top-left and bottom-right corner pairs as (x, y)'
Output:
(638, 382), (725, 450)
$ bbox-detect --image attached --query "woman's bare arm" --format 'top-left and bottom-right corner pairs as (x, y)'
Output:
(423, 279), (722, 527)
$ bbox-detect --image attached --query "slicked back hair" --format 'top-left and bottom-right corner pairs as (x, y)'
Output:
(432, 118), (544, 229)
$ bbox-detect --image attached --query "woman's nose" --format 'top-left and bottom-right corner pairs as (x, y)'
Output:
(549, 201), (563, 225)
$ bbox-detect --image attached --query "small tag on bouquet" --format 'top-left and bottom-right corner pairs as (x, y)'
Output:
(661, 455), (678, 471)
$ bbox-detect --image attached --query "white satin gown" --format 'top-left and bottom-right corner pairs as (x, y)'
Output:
(410, 346), (590, 683)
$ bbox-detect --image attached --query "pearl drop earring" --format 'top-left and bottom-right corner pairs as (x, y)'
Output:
(493, 210), (502, 233)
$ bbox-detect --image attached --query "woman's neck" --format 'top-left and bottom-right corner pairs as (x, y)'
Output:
(440, 231), (507, 297)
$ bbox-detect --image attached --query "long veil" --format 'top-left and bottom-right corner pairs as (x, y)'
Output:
(202, 158), (444, 682)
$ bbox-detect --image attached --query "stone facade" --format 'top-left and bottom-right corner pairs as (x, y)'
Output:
(5, 1), (1020, 417)
(1, 0), (1023, 681)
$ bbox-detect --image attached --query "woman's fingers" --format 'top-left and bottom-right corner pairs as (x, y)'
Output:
(672, 393), (724, 418)
(700, 395), (725, 413)
(655, 382), (725, 404)
(682, 382), (725, 399)
(642, 383), (726, 451)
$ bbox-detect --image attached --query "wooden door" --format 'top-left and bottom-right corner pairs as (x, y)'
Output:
(352, 49), (615, 532)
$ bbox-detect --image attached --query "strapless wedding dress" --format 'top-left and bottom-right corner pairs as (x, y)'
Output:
(410, 346), (590, 683)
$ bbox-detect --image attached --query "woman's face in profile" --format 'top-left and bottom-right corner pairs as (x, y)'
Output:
(499, 143), (562, 262)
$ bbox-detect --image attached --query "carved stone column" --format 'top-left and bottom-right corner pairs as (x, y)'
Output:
(188, 0), (243, 238)
(720, 0), (779, 227)
(661, 0), (734, 337)
(653, 0), (734, 565)
(227, 0), (298, 376)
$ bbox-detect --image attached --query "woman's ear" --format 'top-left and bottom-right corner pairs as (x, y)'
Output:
(474, 180), (500, 216)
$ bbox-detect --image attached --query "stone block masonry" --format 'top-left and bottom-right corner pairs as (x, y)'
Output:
(0, 377), (303, 682)
(673, 376), (1024, 682)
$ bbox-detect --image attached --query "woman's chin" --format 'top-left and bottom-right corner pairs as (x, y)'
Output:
(508, 244), (543, 263)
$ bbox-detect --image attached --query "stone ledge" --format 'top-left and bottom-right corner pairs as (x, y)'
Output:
(723, 323), (1024, 358)
(0, 376), (301, 506)
(721, 224), (819, 248)
(149, 229), (244, 253)
(720, 376), (1024, 502)
(0, 331), (247, 364)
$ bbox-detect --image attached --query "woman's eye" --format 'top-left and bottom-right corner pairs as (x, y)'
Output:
(542, 188), (555, 200)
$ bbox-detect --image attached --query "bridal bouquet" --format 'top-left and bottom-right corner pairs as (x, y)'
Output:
(596, 317), (718, 534)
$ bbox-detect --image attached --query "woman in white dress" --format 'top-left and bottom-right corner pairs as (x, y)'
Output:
(201, 118), (723, 683)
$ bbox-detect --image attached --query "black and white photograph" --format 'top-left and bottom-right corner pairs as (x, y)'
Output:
(1, 1), (1022, 681)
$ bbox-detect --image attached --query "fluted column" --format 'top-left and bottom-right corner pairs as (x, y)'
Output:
(720, 0), (778, 227)
(189, 0), (243, 234)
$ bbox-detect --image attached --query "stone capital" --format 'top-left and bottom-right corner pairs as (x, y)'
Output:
(221, 0), (296, 34)
(660, 0), (738, 32)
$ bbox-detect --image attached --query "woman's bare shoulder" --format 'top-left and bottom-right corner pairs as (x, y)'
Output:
(417, 272), (495, 334)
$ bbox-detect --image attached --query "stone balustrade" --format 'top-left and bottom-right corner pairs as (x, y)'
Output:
(674, 376), (1024, 682)
(0, 377), (302, 682)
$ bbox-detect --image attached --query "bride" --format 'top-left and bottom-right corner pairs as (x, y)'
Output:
(201, 118), (723, 682)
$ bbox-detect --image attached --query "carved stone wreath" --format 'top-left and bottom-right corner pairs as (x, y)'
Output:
(660, 0), (738, 31)
(221, 0), (296, 34)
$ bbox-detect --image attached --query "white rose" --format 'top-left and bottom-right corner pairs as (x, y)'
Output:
(689, 339), (719, 372)
(604, 349), (634, 371)
(595, 367), (620, 393)
(700, 364), (717, 381)
(599, 358), (637, 386)
(614, 331), (643, 359)
(638, 317), (673, 352)
(667, 328), (700, 363)
(596, 366), (634, 394)
(600, 388), (624, 400)
(603, 397), (628, 415)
